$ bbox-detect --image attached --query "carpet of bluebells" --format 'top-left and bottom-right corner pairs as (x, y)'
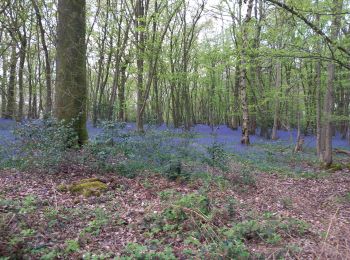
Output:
(1, 118), (349, 175)
(1, 119), (350, 259)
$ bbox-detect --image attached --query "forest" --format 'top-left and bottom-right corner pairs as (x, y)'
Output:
(0, 0), (350, 259)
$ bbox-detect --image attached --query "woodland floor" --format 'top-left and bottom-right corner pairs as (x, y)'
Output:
(1, 121), (350, 259)
(1, 163), (350, 259)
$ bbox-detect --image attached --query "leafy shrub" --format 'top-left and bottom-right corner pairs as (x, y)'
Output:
(11, 118), (78, 173)
(121, 243), (176, 260)
(115, 160), (145, 179)
(164, 193), (210, 222)
(205, 141), (229, 171)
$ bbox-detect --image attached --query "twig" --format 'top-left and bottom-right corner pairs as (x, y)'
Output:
(334, 148), (350, 156)
(51, 180), (58, 210)
(318, 207), (340, 259)
(5, 213), (16, 227)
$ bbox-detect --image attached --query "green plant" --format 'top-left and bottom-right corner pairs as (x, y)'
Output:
(164, 193), (210, 222)
(121, 243), (176, 260)
(82, 252), (112, 260)
(19, 195), (37, 214)
(158, 189), (177, 201)
(115, 160), (145, 179)
(11, 118), (79, 173)
(83, 208), (109, 236)
(281, 197), (293, 209)
(40, 250), (60, 260)
(205, 141), (229, 171)
(227, 198), (238, 218)
(65, 239), (80, 253)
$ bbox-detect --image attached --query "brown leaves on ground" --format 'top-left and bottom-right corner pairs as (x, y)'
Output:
(0, 167), (349, 259)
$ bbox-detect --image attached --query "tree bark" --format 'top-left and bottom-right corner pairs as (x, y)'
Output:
(1, 53), (7, 117)
(135, 0), (146, 132)
(5, 42), (17, 120)
(271, 61), (281, 140)
(31, 0), (52, 116)
(239, 0), (254, 145)
(56, 0), (88, 144)
(321, 0), (342, 166)
(17, 32), (27, 121)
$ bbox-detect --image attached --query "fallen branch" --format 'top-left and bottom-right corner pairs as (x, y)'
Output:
(334, 148), (350, 156)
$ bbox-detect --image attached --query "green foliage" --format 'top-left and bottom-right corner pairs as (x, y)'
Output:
(164, 193), (210, 222)
(121, 243), (176, 260)
(65, 239), (80, 253)
(11, 118), (78, 173)
(83, 208), (109, 236)
(19, 195), (37, 214)
(221, 216), (310, 247)
(205, 141), (229, 171)
(115, 160), (145, 179)
(40, 250), (60, 260)
(82, 252), (112, 260)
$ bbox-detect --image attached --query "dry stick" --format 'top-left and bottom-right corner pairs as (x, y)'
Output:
(334, 148), (350, 156)
(51, 180), (58, 210)
(5, 213), (16, 227)
(173, 205), (221, 241)
(319, 207), (340, 259)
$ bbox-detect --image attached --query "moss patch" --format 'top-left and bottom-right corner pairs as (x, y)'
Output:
(58, 178), (108, 197)
(327, 163), (343, 172)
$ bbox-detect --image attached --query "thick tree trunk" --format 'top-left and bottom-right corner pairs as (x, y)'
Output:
(56, 0), (88, 144)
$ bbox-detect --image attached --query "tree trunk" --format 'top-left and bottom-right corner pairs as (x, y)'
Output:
(315, 33), (322, 157)
(17, 34), (27, 121)
(56, 0), (88, 144)
(321, 0), (342, 166)
(135, 0), (145, 132)
(118, 62), (128, 121)
(5, 42), (17, 120)
(32, 0), (52, 116)
(271, 61), (281, 140)
(1, 54), (7, 117)
(239, 0), (254, 145)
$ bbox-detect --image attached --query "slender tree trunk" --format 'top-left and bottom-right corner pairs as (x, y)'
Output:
(17, 34), (27, 121)
(135, 0), (145, 132)
(315, 44), (322, 157)
(1, 54), (7, 117)
(5, 42), (17, 120)
(321, 0), (342, 166)
(239, 0), (254, 145)
(56, 0), (88, 144)
(118, 62), (128, 121)
(154, 73), (163, 125)
(231, 64), (240, 130)
(32, 0), (52, 116)
(294, 83), (303, 152)
(271, 61), (281, 140)
(92, 0), (109, 126)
